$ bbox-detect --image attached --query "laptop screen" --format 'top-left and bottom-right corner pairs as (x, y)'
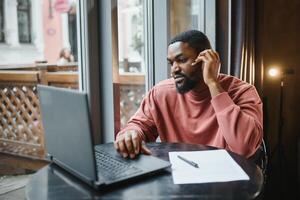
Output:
(38, 85), (97, 183)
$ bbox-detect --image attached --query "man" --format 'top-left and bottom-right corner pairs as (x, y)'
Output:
(114, 30), (263, 159)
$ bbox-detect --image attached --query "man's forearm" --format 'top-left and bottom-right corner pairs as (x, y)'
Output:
(207, 82), (224, 97)
(210, 91), (263, 157)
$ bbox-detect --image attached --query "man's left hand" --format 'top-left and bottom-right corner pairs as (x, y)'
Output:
(192, 49), (221, 86)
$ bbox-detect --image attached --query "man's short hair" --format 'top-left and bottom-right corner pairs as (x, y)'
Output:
(169, 30), (211, 53)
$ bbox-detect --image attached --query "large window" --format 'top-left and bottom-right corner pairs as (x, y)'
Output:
(113, 0), (216, 133)
(68, 3), (77, 61)
(17, 0), (31, 43)
(170, 0), (196, 37)
(170, 0), (215, 49)
(115, 0), (148, 130)
(94, 0), (216, 142)
(0, 0), (81, 157)
(0, 0), (4, 42)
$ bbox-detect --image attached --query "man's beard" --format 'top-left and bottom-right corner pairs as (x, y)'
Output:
(174, 73), (198, 94)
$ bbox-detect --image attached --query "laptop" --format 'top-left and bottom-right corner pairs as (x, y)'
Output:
(37, 85), (171, 189)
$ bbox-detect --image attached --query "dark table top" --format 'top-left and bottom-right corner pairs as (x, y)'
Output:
(25, 143), (264, 200)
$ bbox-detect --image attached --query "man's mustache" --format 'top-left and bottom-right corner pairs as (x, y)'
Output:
(173, 73), (187, 79)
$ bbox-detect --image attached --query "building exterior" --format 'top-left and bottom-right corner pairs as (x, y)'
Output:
(0, 0), (76, 65)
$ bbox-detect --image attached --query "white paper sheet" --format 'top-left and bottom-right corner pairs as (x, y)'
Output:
(168, 150), (249, 184)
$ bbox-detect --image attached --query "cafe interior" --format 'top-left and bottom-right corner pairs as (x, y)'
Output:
(0, 0), (299, 199)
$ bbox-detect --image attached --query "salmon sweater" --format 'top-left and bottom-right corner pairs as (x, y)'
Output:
(118, 74), (263, 158)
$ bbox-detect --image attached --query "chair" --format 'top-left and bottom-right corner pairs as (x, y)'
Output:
(250, 138), (268, 181)
(248, 139), (268, 200)
(258, 139), (268, 174)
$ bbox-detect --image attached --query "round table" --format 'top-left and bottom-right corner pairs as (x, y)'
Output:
(26, 143), (264, 200)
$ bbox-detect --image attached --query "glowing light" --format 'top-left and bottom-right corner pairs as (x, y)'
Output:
(268, 68), (280, 77)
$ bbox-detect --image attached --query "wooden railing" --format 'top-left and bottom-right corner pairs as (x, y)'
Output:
(0, 64), (78, 158)
(113, 74), (146, 134)
(0, 64), (145, 159)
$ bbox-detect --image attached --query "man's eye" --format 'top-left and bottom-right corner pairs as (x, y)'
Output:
(178, 58), (187, 63)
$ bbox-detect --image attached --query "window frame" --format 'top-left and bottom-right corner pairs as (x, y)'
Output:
(0, 0), (4, 42)
(77, 0), (102, 144)
(17, 0), (32, 43)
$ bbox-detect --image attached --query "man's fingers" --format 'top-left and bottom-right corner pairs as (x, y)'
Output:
(191, 59), (200, 66)
(195, 55), (209, 67)
(124, 133), (135, 158)
(199, 49), (210, 55)
(141, 143), (152, 155)
(207, 50), (219, 62)
(215, 51), (220, 61)
(192, 50), (213, 66)
(192, 56), (204, 66)
(131, 131), (140, 155)
(193, 49), (220, 66)
(115, 131), (149, 159)
(114, 141), (120, 152)
(205, 51), (215, 62)
(118, 139), (129, 158)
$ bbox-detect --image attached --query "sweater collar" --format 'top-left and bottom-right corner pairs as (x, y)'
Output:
(185, 84), (211, 102)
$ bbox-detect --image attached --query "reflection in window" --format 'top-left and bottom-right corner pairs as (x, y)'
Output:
(17, 0), (31, 43)
(116, 0), (147, 129)
(118, 0), (145, 74)
(170, 0), (215, 49)
(0, 0), (81, 159)
(170, 0), (202, 37)
(0, 0), (4, 42)
(68, 2), (77, 61)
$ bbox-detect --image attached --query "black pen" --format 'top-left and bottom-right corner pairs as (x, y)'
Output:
(177, 155), (199, 168)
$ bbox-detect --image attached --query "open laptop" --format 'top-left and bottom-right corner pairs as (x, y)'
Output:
(37, 85), (171, 190)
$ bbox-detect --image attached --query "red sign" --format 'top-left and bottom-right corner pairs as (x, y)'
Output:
(54, 0), (70, 13)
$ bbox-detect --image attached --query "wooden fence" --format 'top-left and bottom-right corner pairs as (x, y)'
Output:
(0, 64), (78, 158)
(0, 63), (145, 159)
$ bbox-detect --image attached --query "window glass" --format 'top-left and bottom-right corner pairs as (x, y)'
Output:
(0, 0), (80, 158)
(68, 4), (77, 61)
(118, 0), (145, 74)
(0, 0), (4, 42)
(115, 0), (147, 131)
(0, 0), (78, 66)
(170, 0), (203, 37)
(17, 0), (31, 43)
(170, 0), (215, 49)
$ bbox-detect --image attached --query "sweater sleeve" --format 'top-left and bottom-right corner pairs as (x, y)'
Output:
(116, 89), (159, 142)
(210, 87), (263, 158)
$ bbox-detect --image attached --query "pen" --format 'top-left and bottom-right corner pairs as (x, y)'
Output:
(177, 155), (199, 168)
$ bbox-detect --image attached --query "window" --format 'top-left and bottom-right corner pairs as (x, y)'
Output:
(17, 0), (31, 43)
(116, 0), (147, 130)
(95, 0), (216, 142)
(0, 0), (4, 42)
(0, 0), (81, 158)
(170, 0), (216, 49)
(68, 3), (77, 61)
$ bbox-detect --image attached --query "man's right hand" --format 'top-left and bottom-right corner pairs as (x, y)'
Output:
(114, 130), (151, 159)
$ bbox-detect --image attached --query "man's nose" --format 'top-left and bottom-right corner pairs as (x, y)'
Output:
(171, 62), (180, 73)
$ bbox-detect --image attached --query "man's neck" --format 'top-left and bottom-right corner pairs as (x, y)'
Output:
(192, 80), (208, 93)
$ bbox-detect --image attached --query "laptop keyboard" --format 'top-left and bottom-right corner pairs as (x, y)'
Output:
(95, 150), (143, 181)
